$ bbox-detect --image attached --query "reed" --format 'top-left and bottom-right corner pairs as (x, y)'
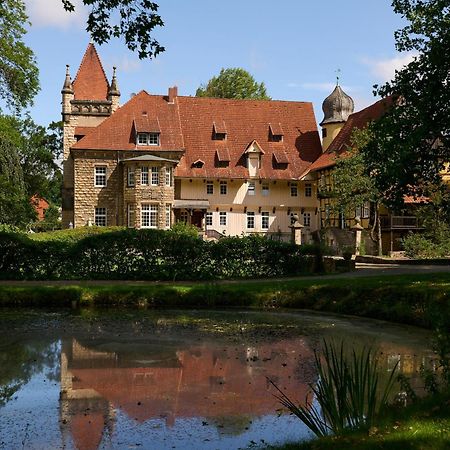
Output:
(269, 340), (399, 437)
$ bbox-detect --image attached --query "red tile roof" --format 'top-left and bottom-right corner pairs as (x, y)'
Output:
(73, 44), (109, 101)
(72, 91), (184, 151)
(308, 97), (392, 172)
(30, 195), (49, 221)
(73, 92), (322, 180)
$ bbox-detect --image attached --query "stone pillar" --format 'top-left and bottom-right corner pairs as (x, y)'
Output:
(289, 214), (304, 245)
(352, 216), (364, 255)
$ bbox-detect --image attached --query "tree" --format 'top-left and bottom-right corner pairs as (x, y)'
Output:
(0, 1), (164, 110)
(364, 0), (450, 209)
(0, 115), (62, 205)
(0, 0), (39, 110)
(0, 136), (36, 227)
(62, 0), (164, 59)
(196, 68), (270, 100)
(328, 128), (384, 255)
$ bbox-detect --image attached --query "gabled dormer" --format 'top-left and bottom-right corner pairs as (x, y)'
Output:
(134, 114), (161, 146)
(212, 121), (227, 140)
(269, 123), (284, 142)
(244, 140), (265, 177)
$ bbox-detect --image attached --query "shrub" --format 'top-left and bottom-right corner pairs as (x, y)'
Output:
(0, 229), (322, 280)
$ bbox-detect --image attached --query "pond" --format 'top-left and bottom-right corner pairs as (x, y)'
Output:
(0, 309), (434, 450)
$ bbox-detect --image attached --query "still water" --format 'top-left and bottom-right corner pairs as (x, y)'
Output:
(0, 309), (433, 450)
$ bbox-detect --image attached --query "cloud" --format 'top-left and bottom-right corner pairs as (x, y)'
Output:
(288, 82), (358, 93)
(106, 56), (141, 74)
(363, 52), (418, 82)
(25, 0), (87, 29)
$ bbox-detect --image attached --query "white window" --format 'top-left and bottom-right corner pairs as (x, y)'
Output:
(206, 212), (213, 226)
(137, 133), (160, 146)
(95, 207), (107, 226)
(165, 204), (171, 228)
(303, 212), (311, 227)
(247, 181), (256, 196)
(355, 202), (370, 219)
(141, 167), (149, 185)
(206, 181), (214, 195)
(262, 183), (269, 196)
(137, 133), (148, 145)
(94, 166), (107, 187)
(165, 167), (172, 186)
(127, 204), (135, 228)
(148, 133), (159, 145)
(219, 211), (227, 226)
(127, 167), (135, 187)
(141, 204), (158, 228)
(247, 212), (255, 229)
(290, 182), (298, 197)
(261, 212), (269, 230)
(305, 183), (312, 197)
(220, 181), (227, 195)
(151, 167), (159, 186)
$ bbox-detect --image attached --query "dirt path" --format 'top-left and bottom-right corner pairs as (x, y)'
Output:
(1, 263), (450, 287)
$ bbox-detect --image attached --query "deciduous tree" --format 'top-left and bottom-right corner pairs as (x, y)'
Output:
(196, 68), (270, 100)
(365, 0), (450, 209)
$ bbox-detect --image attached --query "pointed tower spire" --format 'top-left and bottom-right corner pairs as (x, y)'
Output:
(108, 66), (120, 113)
(108, 67), (120, 96)
(61, 65), (74, 94)
(73, 43), (109, 101)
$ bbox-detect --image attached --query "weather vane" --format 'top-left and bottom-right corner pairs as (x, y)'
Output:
(335, 68), (341, 86)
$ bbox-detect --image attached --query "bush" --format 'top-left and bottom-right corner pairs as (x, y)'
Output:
(0, 228), (323, 280)
(403, 231), (450, 259)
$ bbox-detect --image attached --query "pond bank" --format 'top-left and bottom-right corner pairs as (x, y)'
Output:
(1, 272), (450, 329)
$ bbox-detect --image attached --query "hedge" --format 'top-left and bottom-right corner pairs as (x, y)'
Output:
(0, 229), (324, 281)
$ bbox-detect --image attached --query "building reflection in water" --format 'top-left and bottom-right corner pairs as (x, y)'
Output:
(59, 337), (316, 450)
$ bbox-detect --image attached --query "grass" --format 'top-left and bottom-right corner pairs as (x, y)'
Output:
(269, 392), (450, 450)
(270, 342), (399, 437)
(0, 272), (449, 328)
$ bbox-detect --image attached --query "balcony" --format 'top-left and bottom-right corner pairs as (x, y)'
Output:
(380, 216), (423, 230)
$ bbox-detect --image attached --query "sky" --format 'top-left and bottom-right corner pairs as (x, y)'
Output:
(21, 0), (415, 127)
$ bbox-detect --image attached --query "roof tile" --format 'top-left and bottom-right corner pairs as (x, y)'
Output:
(73, 44), (109, 101)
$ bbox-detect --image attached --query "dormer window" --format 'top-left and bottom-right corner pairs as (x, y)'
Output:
(192, 159), (205, 168)
(215, 148), (230, 168)
(244, 140), (264, 178)
(213, 121), (227, 140)
(137, 132), (159, 146)
(269, 123), (284, 142)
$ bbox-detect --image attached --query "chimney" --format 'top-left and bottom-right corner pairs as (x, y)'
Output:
(168, 86), (178, 103)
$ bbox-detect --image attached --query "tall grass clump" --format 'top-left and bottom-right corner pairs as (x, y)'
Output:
(270, 340), (399, 437)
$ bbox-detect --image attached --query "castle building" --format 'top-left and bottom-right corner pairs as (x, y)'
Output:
(62, 44), (323, 240)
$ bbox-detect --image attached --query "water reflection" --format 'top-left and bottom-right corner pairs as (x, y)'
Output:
(0, 310), (435, 450)
(60, 337), (315, 449)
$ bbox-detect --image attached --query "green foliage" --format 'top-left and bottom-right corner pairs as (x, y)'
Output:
(364, 0), (450, 208)
(0, 0), (39, 110)
(169, 221), (200, 238)
(0, 114), (62, 228)
(402, 219), (450, 258)
(330, 132), (379, 217)
(0, 229), (318, 281)
(62, 0), (165, 59)
(270, 341), (399, 437)
(196, 68), (270, 100)
(0, 132), (36, 227)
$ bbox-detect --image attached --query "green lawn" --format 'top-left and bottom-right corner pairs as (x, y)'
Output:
(0, 272), (450, 328)
(269, 393), (450, 450)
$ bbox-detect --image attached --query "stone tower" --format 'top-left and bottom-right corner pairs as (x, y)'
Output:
(61, 43), (120, 228)
(320, 83), (354, 151)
